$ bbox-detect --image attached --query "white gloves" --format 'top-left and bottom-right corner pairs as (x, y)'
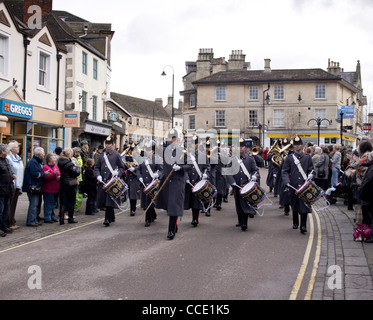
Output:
(153, 172), (159, 179)
(251, 175), (257, 182)
(186, 179), (191, 185)
(139, 177), (144, 184)
(97, 176), (103, 183)
(129, 167), (135, 172)
(231, 182), (238, 188)
(202, 174), (208, 180)
(308, 173), (314, 181)
(173, 164), (181, 172)
(112, 170), (119, 176)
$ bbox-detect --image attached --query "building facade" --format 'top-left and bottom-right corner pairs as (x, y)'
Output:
(0, 0), (67, 166)
(110, 92), (172, 147)
(181, 49), (367, 148)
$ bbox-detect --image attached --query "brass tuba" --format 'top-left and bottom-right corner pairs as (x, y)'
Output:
(251, 146), (260, 155)
(121, 144), (139, 175)
(269, 141), (283, 167)
(269, 141), (291, 167)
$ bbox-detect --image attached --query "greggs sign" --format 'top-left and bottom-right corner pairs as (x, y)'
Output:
(0, 99), (33, 119)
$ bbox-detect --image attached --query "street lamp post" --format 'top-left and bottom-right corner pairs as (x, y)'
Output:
(161, 65), (175, 129)
(262, 83), (270, 146)
(307, 117), (332, 146)
(340, 111), (344, 145)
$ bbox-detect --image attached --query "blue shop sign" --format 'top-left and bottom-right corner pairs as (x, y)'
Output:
(0, 99), (33, 119)
(338, 105), (355, 119)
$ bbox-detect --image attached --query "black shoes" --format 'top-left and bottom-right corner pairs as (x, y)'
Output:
(167, 231), (175, 240)
(293, 224), (299, 230)
(241, 225), (248, 231)
(145, 221), (151, 227)
(103, 220), (110, 227)
(68, 219), (78, 224)
(130, 211), (136, 216)
(191, 220), (198, 227)
(300, 227), (307, 234)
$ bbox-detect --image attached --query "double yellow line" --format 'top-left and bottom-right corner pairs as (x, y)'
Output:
(289, 209), (322, 300)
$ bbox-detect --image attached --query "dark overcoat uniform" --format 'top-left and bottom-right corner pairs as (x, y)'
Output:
(277, 151), (294, 206)
(123, 155), (140, 201)
(226, 153), (259, 216)
(136, 154), (163, 209)
(156, 145), (189, 217)
(281, 151), (314, 214)
(184, 151), (211, 211)
(266, 153), (279, 190)
(95, 150), (126, 208)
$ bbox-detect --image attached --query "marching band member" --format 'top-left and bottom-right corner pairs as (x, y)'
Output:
(276, 139), (293, 216)
(212, 140), (227, 211)
(226, 138), (259, 231)
(156, 130), (189, 240)
(95, 136), (126, 227)
(184, 135), (210, 227)
(123, 143), (140, 216)
(136, 141), (163, 227)
(281, 136), (314, 234)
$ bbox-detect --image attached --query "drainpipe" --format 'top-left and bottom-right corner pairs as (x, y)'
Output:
(56, 52), (62, 110)
(23, 33), (30, 101)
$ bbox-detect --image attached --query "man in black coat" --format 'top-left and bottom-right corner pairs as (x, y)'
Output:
(184, 136), (211, 227)
(226, 138), (259, 231)
(281, 136), (314, 234)
(95, 136), (126, 227)
(156, 130), (189, 240)
(0, 144), (14, 236)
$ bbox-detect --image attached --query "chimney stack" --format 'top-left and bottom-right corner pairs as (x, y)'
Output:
(264, 59), (271, 72)
(23, 0), (53, 25)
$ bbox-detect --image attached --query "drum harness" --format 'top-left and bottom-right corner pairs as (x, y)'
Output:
(235, 156), (272, 217)
(189, 152), (215, 213)
(288, 155), (330, 211)
(100, 153), (129, 211)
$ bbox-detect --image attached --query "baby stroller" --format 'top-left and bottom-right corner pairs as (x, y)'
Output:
(325, 169), (350, 205)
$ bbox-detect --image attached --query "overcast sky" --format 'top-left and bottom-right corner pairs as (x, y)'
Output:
(54, 0), (373, 113)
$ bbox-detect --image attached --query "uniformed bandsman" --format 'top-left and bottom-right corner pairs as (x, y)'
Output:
(95, 136), (126, 227)
(156, 129), (189, 240)
(226, 138), (259, 231)
(136, 141), (163, 227)
(124, 143), (140, 216)
(281, 136), (314, 234)
(184, 135), (210, 227)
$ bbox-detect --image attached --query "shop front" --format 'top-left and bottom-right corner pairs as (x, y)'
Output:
(267, 131), (356, 147)
(0, 89), (65, 166)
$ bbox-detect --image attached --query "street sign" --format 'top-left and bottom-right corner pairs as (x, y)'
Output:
(338, 105), (355, 119)
(363, 123), (372, 131)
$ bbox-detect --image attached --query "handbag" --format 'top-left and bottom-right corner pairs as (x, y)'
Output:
(29, 185), (42, 194)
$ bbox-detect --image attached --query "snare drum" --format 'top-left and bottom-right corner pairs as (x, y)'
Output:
(240, 182), (266, 206)
(192, 180), (217, 203)
(144, 180), (159, 200)
(295, 181), (323, 205)
(103, 176), (128, 199)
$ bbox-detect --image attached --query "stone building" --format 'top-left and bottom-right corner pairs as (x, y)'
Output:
(181, 48), (367, 147)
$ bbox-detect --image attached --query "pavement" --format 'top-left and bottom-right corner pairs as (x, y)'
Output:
(1, 170), (373, 300)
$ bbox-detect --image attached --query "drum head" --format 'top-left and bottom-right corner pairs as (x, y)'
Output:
(192, 180), (206, 193)
(144, 180), (158, 192)
(240, 181), (256, 194)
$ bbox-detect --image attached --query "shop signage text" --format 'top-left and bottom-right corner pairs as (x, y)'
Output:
(0, 99), (33, 119)
(63, 111), (80, 128)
